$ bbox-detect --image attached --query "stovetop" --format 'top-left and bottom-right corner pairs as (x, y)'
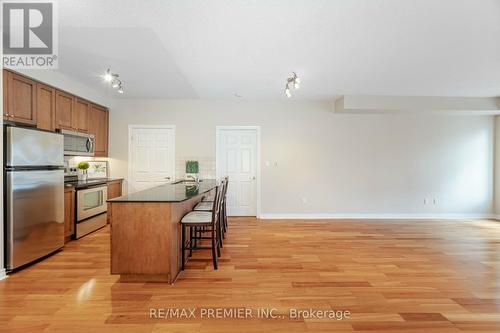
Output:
(65, 179), (108, 189)
(64, 175), (123, 190)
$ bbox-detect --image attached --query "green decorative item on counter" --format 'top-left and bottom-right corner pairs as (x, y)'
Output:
(77, 161), (90, 181)
(185, 161), (199, 174)
(77, 161), (90, 170)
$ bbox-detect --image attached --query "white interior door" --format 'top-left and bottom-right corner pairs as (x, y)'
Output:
(218, 128), (258, 216)
(129, 126), (175, 193)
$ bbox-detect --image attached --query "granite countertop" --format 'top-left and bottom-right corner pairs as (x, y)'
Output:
(65, 178), (124, 189)
(107, 179), (217, 203)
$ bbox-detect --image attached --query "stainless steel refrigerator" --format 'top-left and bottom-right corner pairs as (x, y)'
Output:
(4, 126), (65, 270)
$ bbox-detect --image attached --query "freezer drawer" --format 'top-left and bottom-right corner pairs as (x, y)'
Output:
(6, 126), (64, 167)
(6, 169), (64, 270)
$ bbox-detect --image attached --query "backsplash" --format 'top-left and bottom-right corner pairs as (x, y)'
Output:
(64, 156), (105, 167)
(65, 155), (215, 180)
(64, 156), (110, 177)
(176, 156), (216, 180)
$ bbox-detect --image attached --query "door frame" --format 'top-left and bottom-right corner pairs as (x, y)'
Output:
(128, 125), (176, 194)
(215, 126), (261, 218)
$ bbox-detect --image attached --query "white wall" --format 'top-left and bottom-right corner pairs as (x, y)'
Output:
(109, 99), (495, 218)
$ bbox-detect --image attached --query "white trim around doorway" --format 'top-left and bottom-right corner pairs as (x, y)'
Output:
(215, 126), (262, 218)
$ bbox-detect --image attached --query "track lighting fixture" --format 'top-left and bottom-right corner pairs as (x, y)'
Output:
(103, 68), (124, 94)
(284, 72), (300, 98)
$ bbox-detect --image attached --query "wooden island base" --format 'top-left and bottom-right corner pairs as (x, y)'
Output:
(109, 195), (202, 283)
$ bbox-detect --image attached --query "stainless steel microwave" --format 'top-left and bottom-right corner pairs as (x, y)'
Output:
(60, 130), (95, 156)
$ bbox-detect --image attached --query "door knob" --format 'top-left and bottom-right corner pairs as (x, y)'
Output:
(250, 176), (256, 180)
(165, 177), (171, 180)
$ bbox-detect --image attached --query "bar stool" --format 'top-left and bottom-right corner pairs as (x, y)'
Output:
(201, 177), (227, 203)
(180, 182), (223, 270)
(193, 178), (228, 246)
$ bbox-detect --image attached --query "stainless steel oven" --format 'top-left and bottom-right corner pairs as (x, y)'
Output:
(76, 185), (107, 238)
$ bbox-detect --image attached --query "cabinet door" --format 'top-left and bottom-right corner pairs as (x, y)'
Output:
(107, 181), (122, 199)
(107, 180), (122, 223)
(73, 98), (90, 133)
(64, 188), (75, 240)
(8, 72), (37, 125)
(36, 83), (56, 131)
(3, 70), (9, 119)
(55, 90), (74, 130)
(89, 104), (109, 157)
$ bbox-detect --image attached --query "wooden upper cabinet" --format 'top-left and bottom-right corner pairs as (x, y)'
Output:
(7, 72), (37, 125)
(73, 98), (90, 133)
(3, 70), (8, 119)
(2, 71), (110, 157)
(55, 90), (74, 131)
(36, 83), (56, 131)
(89, 104), (109, 157)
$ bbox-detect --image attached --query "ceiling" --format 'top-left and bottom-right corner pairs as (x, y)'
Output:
(52, 0), (500, 100)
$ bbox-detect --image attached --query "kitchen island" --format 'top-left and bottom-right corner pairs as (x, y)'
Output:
(108, 179), (217, 283)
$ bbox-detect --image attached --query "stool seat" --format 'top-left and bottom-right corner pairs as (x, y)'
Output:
(181, 211), (212, 224)
(194, 201), (213, 211)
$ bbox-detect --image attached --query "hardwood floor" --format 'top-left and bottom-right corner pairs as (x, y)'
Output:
(1, 217), (500, 332)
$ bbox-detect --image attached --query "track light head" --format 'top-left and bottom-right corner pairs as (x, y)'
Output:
(284, 72), (300, 97)
(103, 69), (113, 82)
(103, 68), (124, 94)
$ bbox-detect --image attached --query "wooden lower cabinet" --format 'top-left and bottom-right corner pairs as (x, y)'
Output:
(107, 180), (123, 223)
(107, 180), (123, 200)
(64, 186), (75, 242)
